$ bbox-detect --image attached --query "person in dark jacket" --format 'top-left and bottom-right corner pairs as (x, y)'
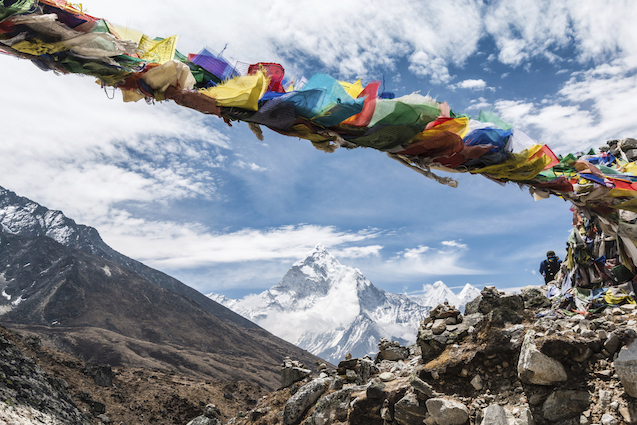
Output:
(540, 250), (562, 284)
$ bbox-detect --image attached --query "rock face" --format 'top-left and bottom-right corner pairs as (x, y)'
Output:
(615, 337), (637, 397)
(0, 330), (91, 424)
(282, 378), (330, 425)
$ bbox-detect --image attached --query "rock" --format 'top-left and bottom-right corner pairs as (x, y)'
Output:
(283, 378), (330, 425)
(481, 404), (508, 425)
(379, 372), (395, 382)
(542, 390), (590, 422)
(615, 339), (637, 397)
(394, 392), (428, 425)
(517, 408), (535, 425)
(187, 416), (219, 425)
(425, 398), (470, 425)
(604, 332), (622, 355)
(281, 366), (312, 388)
(471, 375), (483, 390)
(366, 382), (386, 400)
(82, 363), (114, 387)
(187, 405), (221, 425)
(378, 337), (410, 361)
(432, 319), (448, 335)
(517, 331), (567, 385)
(619, 400), (637, 424)
(602, 414), (618, 425)
(465, 287), (524, 325)
(312, 388), (352, 425)
(358, 357), (378, 381)
(345, 369), (358, 382)
(599, 389), (612, 410)
(521, 286), (551, 309)
(411, 374), (438, 399)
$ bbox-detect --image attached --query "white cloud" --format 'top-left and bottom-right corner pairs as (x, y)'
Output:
(384, 243), (482, 276)
(454, 79), (488, 90)
(332, 245), (383, 259)
(97, 218), (383, 269)
(441, 240), (468, 249)
(493, 59), (637, 153)
(235, 160), (267, 172)
(483, 0), (637, 69)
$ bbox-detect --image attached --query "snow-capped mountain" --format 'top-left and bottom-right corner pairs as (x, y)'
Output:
(209, 245), (478, 364)
(408, 281), (481, 312)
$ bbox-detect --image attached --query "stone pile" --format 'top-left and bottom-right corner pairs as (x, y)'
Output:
(223, 285), (637, 425)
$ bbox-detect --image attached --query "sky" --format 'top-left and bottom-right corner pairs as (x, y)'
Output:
(2, 0), (637, 299)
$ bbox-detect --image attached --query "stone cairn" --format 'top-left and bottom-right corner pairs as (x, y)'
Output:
(220, 285), (637, 425)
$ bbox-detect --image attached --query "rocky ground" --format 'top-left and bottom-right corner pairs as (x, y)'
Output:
(225, 285), (637, 425)
(0, 325), (266, 424)
(2, 284), (637, 425)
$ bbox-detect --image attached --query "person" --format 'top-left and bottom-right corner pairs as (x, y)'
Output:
(540, 251), (562, 284)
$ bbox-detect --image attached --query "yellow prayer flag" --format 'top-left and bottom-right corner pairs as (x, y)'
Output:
(138, 34), (178, 64)
(338, 79), (363, 98)
(199, 71), (268, 112)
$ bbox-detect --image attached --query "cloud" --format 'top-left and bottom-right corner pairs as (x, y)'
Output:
(483, 1), (637, 69)
(384, 243), (482, 276)
(453, 79), (488, 90)
(332, 245), (383, 259)
(235, 160), (267, 172)
(493, 59), (637, 153)
(98, 218), (384, 269)
(441, 240), (468, 249)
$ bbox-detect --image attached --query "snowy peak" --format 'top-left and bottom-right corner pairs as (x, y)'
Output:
(271, 244), (346, 299)
(458, 283), (482, 304)
(408, 281), (480, 312)
(211, 245), (431, 363)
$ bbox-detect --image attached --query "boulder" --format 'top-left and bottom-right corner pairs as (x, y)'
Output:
(425, 398), (470, 425)
(186, 405), (221, 425)
(281, 366), (311, 388)
(283, 378), (330, 425)
(517, 331), (567, 385)
(541, 390), (590, 422)
(465, 287), (524, 325)
(312, 388), (352, 425)
(378, 338), (410, 361)
(615, 338), (637, 397)
(481, 404), (508, 425)
(394, 392), (428, 425)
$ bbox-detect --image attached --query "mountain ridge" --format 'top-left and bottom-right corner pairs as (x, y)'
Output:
(0, 186), (325, 390)
(0, 185), (257, 329)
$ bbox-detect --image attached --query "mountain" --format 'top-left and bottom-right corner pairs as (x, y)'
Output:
(0, 186), (254, 328)
(408, 281), (481, 312)
(209, 245), (432, 364)
(0, 186), (324, 390)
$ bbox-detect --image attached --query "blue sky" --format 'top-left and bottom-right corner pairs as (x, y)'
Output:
(2, 0), (637, 298)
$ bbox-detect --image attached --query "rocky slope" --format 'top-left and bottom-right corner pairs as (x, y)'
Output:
(221, 286), (637, 425)
(210, 245), (478, 364)
(0, 324), (266, 424)
(0, 230), (324, 391)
